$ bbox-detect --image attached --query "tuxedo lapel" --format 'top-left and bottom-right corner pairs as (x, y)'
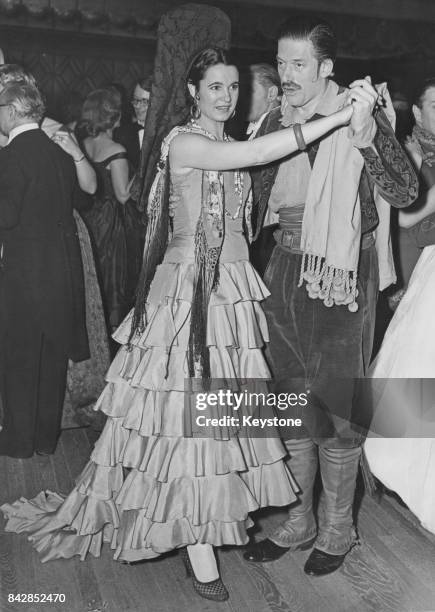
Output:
(251, 109), (284, 240)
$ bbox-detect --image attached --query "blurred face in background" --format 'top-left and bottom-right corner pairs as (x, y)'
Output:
(0, 100), (14, 136)
(248, 76), (278, 122)
(131, 83), (150, 124)
(413, 86), (435, 135)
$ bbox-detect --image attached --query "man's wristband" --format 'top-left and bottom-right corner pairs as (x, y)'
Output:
(293, 123), (307, 151)
(74, 154), (85, 163)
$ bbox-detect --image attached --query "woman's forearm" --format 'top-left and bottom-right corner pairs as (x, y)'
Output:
(75, 158), (97, 194)
(111, 159), (131, 204)
(171, 106), (352, 172)
(252, 106), (352, 166)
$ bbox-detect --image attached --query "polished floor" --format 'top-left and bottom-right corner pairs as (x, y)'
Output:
(1, 427), (434, 612)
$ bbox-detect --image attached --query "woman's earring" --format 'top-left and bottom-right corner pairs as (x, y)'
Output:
(190, 101), (201, 120)
(190, 94), (201, 120)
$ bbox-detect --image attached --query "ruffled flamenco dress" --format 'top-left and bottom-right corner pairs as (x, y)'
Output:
(1, 168), (298, 562)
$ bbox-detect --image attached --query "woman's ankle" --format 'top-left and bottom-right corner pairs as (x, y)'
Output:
(186, 543), (219, 582)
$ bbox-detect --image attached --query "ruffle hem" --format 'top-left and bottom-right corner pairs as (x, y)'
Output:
(1, 260), (298, 562)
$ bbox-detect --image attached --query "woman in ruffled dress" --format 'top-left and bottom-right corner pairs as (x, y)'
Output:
(1, 47), (354, 602)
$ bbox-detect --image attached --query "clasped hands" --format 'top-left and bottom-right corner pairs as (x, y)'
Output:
(347, 76), (380, 134)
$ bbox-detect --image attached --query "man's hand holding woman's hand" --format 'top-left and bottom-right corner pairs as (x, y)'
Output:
(348, 76), (379, 134)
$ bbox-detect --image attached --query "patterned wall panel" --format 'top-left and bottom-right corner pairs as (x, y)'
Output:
(1, 0), (435, 120)
(0, 27), (155, 119)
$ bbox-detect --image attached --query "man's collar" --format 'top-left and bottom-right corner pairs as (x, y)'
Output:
(280, 80), (341, 126)
(246, 111), (269, 136)
(8, 122), (40, 145)
(315, 80), (341, 115)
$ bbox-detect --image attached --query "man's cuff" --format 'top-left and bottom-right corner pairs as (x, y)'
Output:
(348, 117), (377, 149)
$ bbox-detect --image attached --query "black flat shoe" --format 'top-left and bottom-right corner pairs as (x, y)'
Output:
(243, 536), (315, 563)
(304, 548), (347, 576)
(180, 548), (229, 602)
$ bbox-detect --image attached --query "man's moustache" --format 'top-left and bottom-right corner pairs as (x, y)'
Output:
(282, 82), (301, 90)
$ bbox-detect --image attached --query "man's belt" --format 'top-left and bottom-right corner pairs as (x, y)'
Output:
(273, 228), (302, 252)
(273, 228), (376, 253)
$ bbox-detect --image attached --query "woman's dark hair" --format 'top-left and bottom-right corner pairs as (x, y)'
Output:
(413, 77), (435, 108)
(278, 16), (337, 64)
(80, 88), (121, 137)
(186, 47), (238, 92)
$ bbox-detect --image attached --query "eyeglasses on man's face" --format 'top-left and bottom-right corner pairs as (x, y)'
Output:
(131, 98), (149, 107)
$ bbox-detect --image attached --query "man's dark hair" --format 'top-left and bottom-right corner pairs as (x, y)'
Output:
(137, 76), (153, 92)
(278, 16), (337, 64)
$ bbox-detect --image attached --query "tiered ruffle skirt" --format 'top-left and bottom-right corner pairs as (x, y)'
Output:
(2, 260), (298, 562)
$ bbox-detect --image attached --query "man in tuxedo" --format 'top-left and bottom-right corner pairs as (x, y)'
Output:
(0, 64), (63, 137)
(246, 63), (281, 140)
(0, 81), (89, 458)
(246, 64), (281, 274)
(114, 76), (152, 171)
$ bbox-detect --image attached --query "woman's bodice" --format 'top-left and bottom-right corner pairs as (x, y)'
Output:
(164, 167), (251, 264)
(91, 152), (129, 202)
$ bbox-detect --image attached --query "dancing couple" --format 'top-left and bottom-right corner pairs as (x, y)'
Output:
(1, 5), (417, 603)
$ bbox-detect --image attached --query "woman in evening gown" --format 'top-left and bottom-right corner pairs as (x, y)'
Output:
(80, 88), (133, 332)
(1, 45), (354, 602)
(52, 129), (111, 430)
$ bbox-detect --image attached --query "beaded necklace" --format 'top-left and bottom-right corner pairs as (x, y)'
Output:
(189, 119), (244, 219)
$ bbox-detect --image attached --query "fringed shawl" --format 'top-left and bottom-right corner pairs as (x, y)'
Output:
(130, 122), (253, 380)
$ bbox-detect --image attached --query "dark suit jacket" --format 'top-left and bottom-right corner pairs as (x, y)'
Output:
(114, 122), (142, 171)
(0, 128), (89, 362)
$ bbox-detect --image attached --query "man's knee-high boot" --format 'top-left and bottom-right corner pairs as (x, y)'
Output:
(315, 445), (361, 555)
(269, 438), (319, 548)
